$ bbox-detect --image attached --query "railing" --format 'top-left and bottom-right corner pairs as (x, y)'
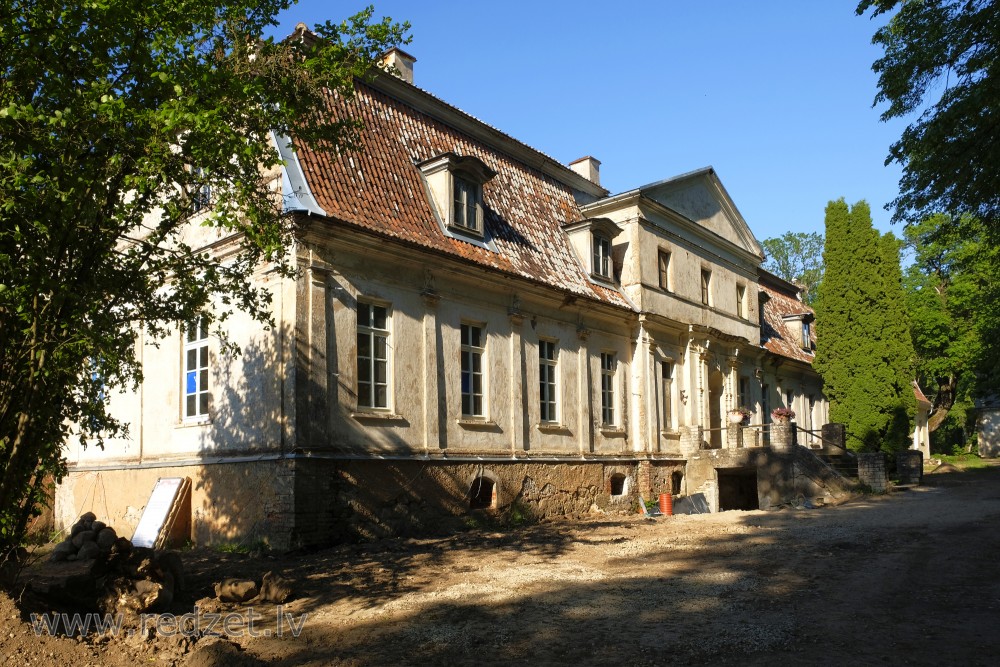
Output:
(699, 423), (773, 450)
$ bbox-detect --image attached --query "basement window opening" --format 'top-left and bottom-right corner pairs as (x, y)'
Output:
(609, 473), (627, 497)
(469, 476), (496, 510)
(671, 471), (684, 496)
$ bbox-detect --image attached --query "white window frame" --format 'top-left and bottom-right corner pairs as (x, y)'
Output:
(600, 351), (616, 426)
(461, 322), (486, 418)
(592, 234), (612, 279)
(737, 283), (747, 319)
(539, 340), (558, 423)
(191, 166), (211, 213)
(452, 174), (482, 234)
(701, 268), (712, 306)
(183, 317), (210, 420)
(357, 300), (391, 411)
(661, 361), (673, 429)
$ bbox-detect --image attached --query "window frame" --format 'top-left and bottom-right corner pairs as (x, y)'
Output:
(700, 268), (712, 306)
(451, 174), (483, 235)
(736, 283), (747, 319)
(657, 250), (672, 291)
(538, 339), (559, 423)
(460, 322), (486, 418)
(661, 361), (673, 430)
(182, 317), (210, 421)
(356, 300), (392, 411)
(191, 166), (211, 213)
(600, 351), (617, 426)
(592, 234), (612, 280)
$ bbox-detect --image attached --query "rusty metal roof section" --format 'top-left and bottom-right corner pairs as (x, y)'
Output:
(759, 272), (816, 364)
(291, 79), (631, 309)
(912, 381), (933, 408)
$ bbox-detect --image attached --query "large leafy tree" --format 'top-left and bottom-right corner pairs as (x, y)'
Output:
(761, 232), (824, 305)
(857, 0), (1000, 230)
(903, 214), (999, 449)
(0, 1), (408, 556)
(814, 199), (915, 452)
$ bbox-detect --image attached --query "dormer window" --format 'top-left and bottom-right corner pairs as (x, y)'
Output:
(453, 175), (481, 233)
(417, 152), (496, 241)
(782, 312), (815, 352)
(592, 234), (612, 279)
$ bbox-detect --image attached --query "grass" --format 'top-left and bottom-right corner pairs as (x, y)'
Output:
(933, 453), (992, 470)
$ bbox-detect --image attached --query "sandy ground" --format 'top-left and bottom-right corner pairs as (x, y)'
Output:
(4, 463), (1000, 666)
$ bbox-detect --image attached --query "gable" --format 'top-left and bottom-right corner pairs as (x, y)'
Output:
(640, 169), (764, 259)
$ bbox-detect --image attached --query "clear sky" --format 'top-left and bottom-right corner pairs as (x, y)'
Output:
(271, 1), (906, 243)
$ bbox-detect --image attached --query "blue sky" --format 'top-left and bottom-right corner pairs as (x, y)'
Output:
(271, 1), (906, 243)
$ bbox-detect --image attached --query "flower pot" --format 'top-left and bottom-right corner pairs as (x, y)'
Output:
(728, 411), (745, 424)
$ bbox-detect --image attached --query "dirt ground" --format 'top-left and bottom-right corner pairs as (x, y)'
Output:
(4, 462), (1000, 666)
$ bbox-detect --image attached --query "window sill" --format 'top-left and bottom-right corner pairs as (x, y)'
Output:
(589, 272), (616, 285)
(660, 430), (680, 438)
(177, 417), (211, 428)
(457, 418), (500, 430)
(536, 423), (571, 435)
(599, 426), (626, 437)
(447, 223), (485, 240)
(351, 411), (405, 422)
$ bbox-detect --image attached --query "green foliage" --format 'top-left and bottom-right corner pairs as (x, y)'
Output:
(814, 199), (915, 453)
(902, 214), (999, 442)
(857, 1), (1000, 230)
(0, 1), (409, 557)
(761, 231), (825, 305)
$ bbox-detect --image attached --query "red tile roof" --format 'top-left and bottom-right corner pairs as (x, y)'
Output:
(293, 79), (631, 308)
(759, 273), (816, 364)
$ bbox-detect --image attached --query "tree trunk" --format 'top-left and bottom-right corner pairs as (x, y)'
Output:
(928, 375), (957, 433)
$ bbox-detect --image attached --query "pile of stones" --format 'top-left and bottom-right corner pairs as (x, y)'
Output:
(49, 511), (122, 562)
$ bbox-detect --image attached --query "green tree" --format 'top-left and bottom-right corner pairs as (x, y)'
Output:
(0, 1), (408, 556)
(814, 200), (915, 452)
(903, 214), (999, 450)
(857, 1), (1000, 230)
(761, 231), (824, 305)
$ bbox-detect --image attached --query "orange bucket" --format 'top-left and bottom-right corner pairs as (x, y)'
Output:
(659, 493), (673, 516)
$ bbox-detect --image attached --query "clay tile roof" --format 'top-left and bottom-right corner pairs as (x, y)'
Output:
(292, 79), (631, 309)
(912, 381), (933, 407)
(759, 273), (816, 364)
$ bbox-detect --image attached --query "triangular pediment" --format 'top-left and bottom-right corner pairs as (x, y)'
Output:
(639, 167), (763, 259)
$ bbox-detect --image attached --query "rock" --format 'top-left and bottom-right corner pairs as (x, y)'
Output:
(72, 530), (96, 548)
(133, 579), (165, 612)
(96, 527), (117, 551)
(214, 578), (259, 603)
(258, 571), (293, 603)
(91, 521), (107, 533)
(49, 539), (76, 562)
(77, 541), (101, 561)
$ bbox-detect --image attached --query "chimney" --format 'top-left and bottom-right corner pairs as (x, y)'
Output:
(378, 47), (416, 85)
(569, 156), (601, 186)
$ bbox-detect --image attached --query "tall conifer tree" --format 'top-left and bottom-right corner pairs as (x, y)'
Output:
(814, 200), (915, 452)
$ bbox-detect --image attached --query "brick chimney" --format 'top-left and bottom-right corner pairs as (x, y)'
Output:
(569, 156), (601, 186)
(379, 47), (416, 84)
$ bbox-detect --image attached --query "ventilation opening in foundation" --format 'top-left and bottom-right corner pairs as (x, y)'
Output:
(469, 476), (496, 510)
(609, 473), (627, 497)
(671, 471), (684, 496)
(717, 469), (759, 511)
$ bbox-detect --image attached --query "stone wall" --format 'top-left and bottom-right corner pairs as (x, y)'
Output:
(857, 453), (887, 492)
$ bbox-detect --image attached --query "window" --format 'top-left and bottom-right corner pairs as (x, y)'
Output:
(191, 166), (211, 212)
(461, 323), (485, 417)
(802, 321), (812, 350)
(658, 250), (671, 291)
(600, 352), (616, 425)
(762, 384), (771, 423)
(661, 361), (673, 428)
(739, 376), (749, 409)
(452, 175), (482, 233)
(539, 340), (558, 422)
(785, 389), (794, 412)
(357, 302), (390, 409)
(469, 476), (496, 509)
(183, 318), (210, 419)
(701, 269), (712, 305)
(737, 283), (747, 319)
(592, 234), (612, 279)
